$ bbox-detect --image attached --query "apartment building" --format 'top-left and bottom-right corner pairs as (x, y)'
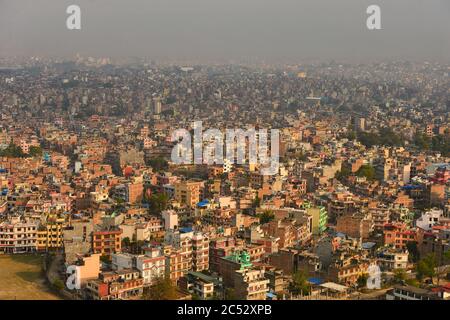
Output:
(174, 180), (201, 208)
(37, 215), (66, 252)
(384, 223), (417, 250)
(209, 237), (239, 273)
(336, 213), (374, 240)
(178, 271), (223, 300)
(234, 268), (269, 300)
(86, 269), (144, 300)
(192, 232), (209, 271)
(112, 249), (166, 286)
(377, 249), (409, 271)
(0, 217), (38, 253)
(137, 248), (166, 286)
(93, 228), (122, 259)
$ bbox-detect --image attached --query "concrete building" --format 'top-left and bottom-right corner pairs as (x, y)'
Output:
(0, 217), (38, 253)
(416, 209), (444, 231)
(93, 228), (123, 259)
(234, 268), (269, 300)
(162, 210), (178, 231)
(174, 180), (201, 208)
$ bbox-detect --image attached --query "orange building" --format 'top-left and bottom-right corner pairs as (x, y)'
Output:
(384, 223), (417, 249)
(93, 229), (123, 258)
(174, 180), (201, 208)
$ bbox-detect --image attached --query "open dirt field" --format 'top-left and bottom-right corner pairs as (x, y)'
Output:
(0, 254), (61, 300)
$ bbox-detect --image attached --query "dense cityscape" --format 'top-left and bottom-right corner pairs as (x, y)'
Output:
(0, 56), (448, 301)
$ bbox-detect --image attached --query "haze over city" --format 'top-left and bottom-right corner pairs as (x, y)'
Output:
(1, 0), (449, 63)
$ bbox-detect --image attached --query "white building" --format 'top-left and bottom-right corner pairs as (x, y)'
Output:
(137, 248), (166, 286)
(112, 250), (166, 286)
(162, 210), (178, 231)
(416, 209), (444, 231)
(0, 217), (38, 253)
(111, 253), (134, 271)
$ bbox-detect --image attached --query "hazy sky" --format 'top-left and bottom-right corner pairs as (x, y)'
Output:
(0, 0), (449, 62)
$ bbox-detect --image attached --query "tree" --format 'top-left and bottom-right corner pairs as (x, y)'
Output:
(405, 278), (420, 287)
(100, 255), (110, 264)
(224, 288), (237, 300)
(28, 146), (43, 157)
(356, 165), (376, 181)
(148, 193), (169, 214)
(346, 130), (356, 141)
(393, 268), (407, 284)
(335, 166), (351, 182)
(296, 152), (308, 161)
(288, 270), (311, 296)
(121, 237), (131, 248)
(52, 279), (65, 291)
(143, 277), (178, 300)
(416, 254), (437, 283)
(191, 293), (201, 300)
(357, 274), (369, 288)
(437, 250), (450, 285)
(444, 250), (450, 265)
(252, 196), (261, 209)
(431, 134), (450, 157)
(413, 132), (431, 150)
(357, 128), (403, 148)
(258, 210), (275, 224)
(147, 157), (169, 172)
(0, 142), (25, 158)
(406, 242), (420, 263)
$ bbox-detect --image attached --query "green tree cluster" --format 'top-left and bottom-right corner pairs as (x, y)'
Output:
(147, 193), (169, 214)
(416, 254), (437, 283)
(288, 270), (311, 296)
(356, 164), (376, 181)
(147, 157), (169, 172)
(143, 277), (178, 300)
(414, 132), (450, 156)
(258, 210), (275, 224)
(0, 143), (43, 158)
(357, 128), (403, 148)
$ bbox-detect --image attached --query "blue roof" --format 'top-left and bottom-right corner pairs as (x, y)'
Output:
(266, 292), (277, 298)
(179, 227), (193, 233)
(402, 185), (422, 190)
(362, 242), (376, 249)
(308, 277), (324, 285)
(197, 199), (210, 207)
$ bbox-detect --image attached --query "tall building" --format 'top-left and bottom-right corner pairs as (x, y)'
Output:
(304, 204), (328, 235)
(192, 232), (209, 272)
(154, 97), (162, 115)
(174, 180), (202, 208)
(354, 117), (366, 132)
(37, 215), (66, 252)
(137, 248), (166, 286)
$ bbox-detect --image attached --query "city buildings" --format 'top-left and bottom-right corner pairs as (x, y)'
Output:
(0, 58), (448, 302)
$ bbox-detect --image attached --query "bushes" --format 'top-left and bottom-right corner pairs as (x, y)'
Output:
(52, 279), (65, 291)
